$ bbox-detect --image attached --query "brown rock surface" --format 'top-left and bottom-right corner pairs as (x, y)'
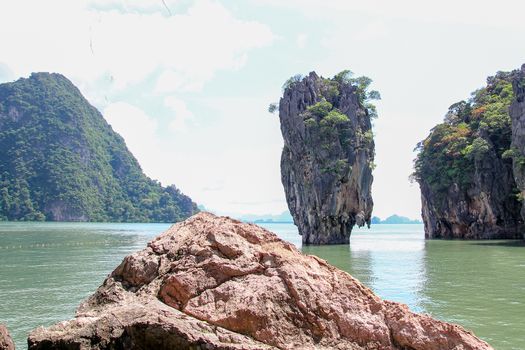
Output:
(0, 324), (15, 350)
(29, 212), (492, 349)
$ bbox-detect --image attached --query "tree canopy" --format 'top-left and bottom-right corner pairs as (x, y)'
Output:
(413, 71), (516, 195)
(0, 73), (198, 222)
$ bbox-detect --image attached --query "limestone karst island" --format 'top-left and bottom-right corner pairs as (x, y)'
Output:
(0, 2), (524, 350)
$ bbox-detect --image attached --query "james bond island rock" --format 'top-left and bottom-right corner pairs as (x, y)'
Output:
(414, 71), (524, 239)
(510, 64), (525, 230)
(29, 213), (492, 349)
(279, 71), (377, 244)
(0, 73), (198, 222)
(0, 324), (15, 350)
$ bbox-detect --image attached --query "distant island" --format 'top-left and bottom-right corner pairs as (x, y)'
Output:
(237, 211), (421, 225)
(236, 211), (294, 223)
(371, 215), (422, 225)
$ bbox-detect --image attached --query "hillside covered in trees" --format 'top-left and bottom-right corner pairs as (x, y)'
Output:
(0, 73), (198, 222)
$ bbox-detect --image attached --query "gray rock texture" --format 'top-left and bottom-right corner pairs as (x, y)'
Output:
(419, 167), (522, 239)
(415, 71), (523, 239)
(510, 64), (525, 233)
(279, 72), (375, 244)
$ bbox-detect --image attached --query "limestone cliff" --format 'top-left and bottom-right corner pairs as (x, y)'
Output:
(414, 71), (524, 239)
(279, 71), (376, 244)
(29, 213), (492, 349)
(510, 64), (525, 232)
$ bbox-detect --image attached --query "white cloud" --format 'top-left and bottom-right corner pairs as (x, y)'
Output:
(251, 0), (525, 30)
(164, 96), (195, 132)
(0, 0), (274, 98)
(155, 70), (202, 93)
(88, 0), (178, 15)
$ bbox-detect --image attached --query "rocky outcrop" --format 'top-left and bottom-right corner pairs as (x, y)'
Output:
(414, 71), (524, 239)
(29, 212), (492, 349)
(279, 72), (375, 244)
(418, 162), (522, 239)
(0, 324), (15, 350)
(510, 64), (525, 232)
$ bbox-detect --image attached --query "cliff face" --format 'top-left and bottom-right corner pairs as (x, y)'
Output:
(29, 213), (492, 350)
(414, 71), (523, 239)
(279, 72), (375, 244)
(0, 73), (198, 222)
(510, 64), (525, 232)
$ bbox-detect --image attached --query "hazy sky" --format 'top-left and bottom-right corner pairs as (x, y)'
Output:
(1, 0), (524, 219)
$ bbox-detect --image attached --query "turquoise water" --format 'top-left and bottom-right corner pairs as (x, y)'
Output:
(0, 222), (523, 349)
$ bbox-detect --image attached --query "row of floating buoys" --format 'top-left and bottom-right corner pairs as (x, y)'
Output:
(0, 240), (134, 249)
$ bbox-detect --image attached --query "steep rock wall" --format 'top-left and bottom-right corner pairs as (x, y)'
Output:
(279, 72), (375, 244)
(510, 64), (525, 233)
(415, 71), (523, 239)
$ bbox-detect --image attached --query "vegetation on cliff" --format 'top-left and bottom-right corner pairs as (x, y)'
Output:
(413, 72), (515, 195)
(0, 73), (198, 222)
(413, 71), (523, 239)
(294, 70), (379, 176)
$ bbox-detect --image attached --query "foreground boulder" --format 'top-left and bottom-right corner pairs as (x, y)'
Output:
(0, 324), (15, 350)
(279, 71), (376, 244)
(29, 213), (492, 349)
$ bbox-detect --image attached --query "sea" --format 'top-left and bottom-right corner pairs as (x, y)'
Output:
(0, 222), (523, 349)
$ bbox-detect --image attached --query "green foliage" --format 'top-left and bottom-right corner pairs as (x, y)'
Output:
(320, 159), (349, 175)
(0, 73), (198, 222)
(463, 137), (490, 161)
(306, 99), (332, 117)
(502, 148), (518, 159)
(334, 159), (349, 173)
(304, 118), (317, 128)
(333, 70), (354, 84)
(333, 70), (381, 119)
(413, 71), (515, 194)
(319, 110), (349, 126)
(283, 70), (376, 181)
(282, 74), (304, 91)
(362, 130), (374, 145)
(268, 102), (278, 114)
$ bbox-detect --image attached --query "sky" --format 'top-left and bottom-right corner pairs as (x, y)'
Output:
(0, 0), (524, 219)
